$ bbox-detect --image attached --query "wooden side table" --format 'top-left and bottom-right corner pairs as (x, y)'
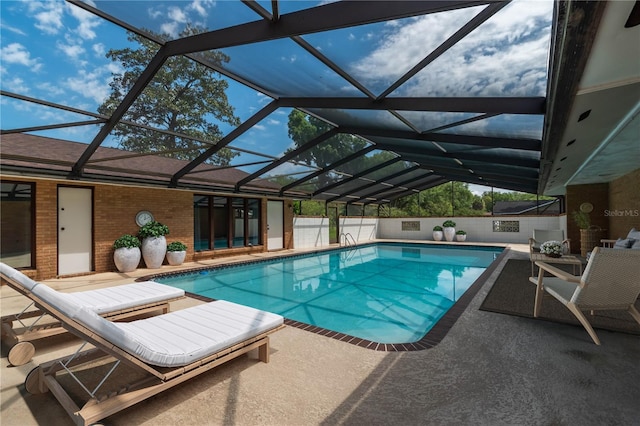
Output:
(530, 252), (583, 276)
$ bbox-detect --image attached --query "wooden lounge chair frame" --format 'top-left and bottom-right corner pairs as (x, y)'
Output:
(1, 269), (185, 366)
(21, 286), (284, 426)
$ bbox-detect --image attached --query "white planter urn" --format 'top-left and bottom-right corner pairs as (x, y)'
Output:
(166, 250), (186, 266)
(114, 247), (141, 273)
(142, 236), (167, 269)
(432, 231), (443, 241)
(444, 227), (456, 242)
(456, 234), (467, 242)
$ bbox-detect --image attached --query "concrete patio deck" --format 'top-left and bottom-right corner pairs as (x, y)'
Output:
(2, 244), (639, 425)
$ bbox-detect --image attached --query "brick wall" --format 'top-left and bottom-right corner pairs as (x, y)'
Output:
(566, 168), (640, 251)
(1, 175), (289, 280)
(607, 168), (640, 239)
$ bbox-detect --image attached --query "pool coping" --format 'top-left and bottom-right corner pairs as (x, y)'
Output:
(139, 242), (510, 351)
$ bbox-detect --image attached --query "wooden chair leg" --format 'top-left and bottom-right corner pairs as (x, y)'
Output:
(566, 303), (601, 345)
(627, 305), (640, 326)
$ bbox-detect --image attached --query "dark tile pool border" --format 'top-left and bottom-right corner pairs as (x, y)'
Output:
(139, 243), (510, 351)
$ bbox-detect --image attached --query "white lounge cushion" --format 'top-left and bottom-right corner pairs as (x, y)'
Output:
(64, 282), (184, 314)
(0, 262), (39, 291)
(1, 262), (184, 314)
(31, 285), (283, 367)
(116, 301), (284, 367)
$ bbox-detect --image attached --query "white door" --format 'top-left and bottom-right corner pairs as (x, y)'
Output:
(58, 187), (92, 275)
(267, 200), (284, 251)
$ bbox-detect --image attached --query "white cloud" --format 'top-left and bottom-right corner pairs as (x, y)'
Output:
(188, 0), (215, 18)
(57, 41), (86, 61)
(268, 119), (281, 126)
(168, 6), (188, 23)
(92, 43), (106, 57)
(161, 21), (179, 38)
(351, 0), (552, 97)
(0, 43), (41, 70)
(29, 1), (65, 35)
(2, 76), (31, 94)
(1, 22), (27, 36)
(64, 68), (112, 104)
(67, 2), (101, 40)
(35, 81), (65, 97)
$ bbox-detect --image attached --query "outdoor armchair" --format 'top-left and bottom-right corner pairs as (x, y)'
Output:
(529, 247), (640, 345)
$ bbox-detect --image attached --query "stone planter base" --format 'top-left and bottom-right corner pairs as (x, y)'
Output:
(114, 247), (141, 273)
(166, 251), (186, 266)
(444, 227), (455, 242)
(142, 236), (167, 269)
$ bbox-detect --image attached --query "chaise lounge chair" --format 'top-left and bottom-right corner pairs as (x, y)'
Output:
(1, 262), (185, 366)
(529, 247), (640, 345)
(21, 277), (284, 426)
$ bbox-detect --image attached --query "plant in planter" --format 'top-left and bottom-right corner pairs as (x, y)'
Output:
(455, 230), (467, 242)
(432, 225), (443, 241)
(572, 210), (599, 257)
(540, 240), (563, 258)
(138, 221), (169, 269)
(166, 241), (187, 266)
(442, 220), (456, 242)
(113, 234), (141, 273)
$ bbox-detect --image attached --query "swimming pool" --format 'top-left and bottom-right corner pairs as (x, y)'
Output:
(156, 243), (503, 348)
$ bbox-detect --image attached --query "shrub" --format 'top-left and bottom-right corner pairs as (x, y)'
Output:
(456, 230), (466, 235)
(442, 220), (456, 228)
(113, 234), (141, 249)
(167, 241), (187, 252)
(433, 226), (443, 231)
(138, 221), (170, 239)
(572, 210), (590, 229)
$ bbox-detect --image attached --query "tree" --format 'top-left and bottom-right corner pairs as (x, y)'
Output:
(286, 110), (369, 188)
(98, 26), (240, 164)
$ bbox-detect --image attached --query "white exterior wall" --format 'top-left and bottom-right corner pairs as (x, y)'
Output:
(292, 216), (329, 249)
(293, 215), (568, 246)
(378, 215), (567, 243)
(340, 217), (378, 243)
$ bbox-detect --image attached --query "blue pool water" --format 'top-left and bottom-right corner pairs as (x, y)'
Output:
(157, 243), (502, 343)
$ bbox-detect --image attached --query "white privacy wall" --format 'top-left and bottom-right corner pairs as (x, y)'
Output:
(293, 215), (568, 247)
(377, 216), (566, 243)
(292, 216), (329, 249)
(340, 217), (378, 243)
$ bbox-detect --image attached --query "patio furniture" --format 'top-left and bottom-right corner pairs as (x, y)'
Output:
(0, 262), (185, 366)
(601, 227), (640, 249)
(529, 229), (571, 275)
(529, 252), (582, 276)
(528, 247), (640, 345)
(20, 279), (285, 426)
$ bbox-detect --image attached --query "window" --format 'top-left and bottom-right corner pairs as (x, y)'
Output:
(194, 195), (261, 251)
(1, 181), (34, 268)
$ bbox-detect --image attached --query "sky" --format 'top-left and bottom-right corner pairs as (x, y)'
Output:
(1, 0), (553, 195)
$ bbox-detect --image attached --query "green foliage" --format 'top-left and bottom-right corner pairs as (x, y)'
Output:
(167, 241), (187, 252)
(138, 221), (170, 239)
(482, 190), (554, 212)
(443, 220), (456, 228)
(113, 234), (140, 249)
(572, 210), (591, 229)
(456, 230), (467, 235)
(433, 225), (443, 231)
(98, 26), (240, 165)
